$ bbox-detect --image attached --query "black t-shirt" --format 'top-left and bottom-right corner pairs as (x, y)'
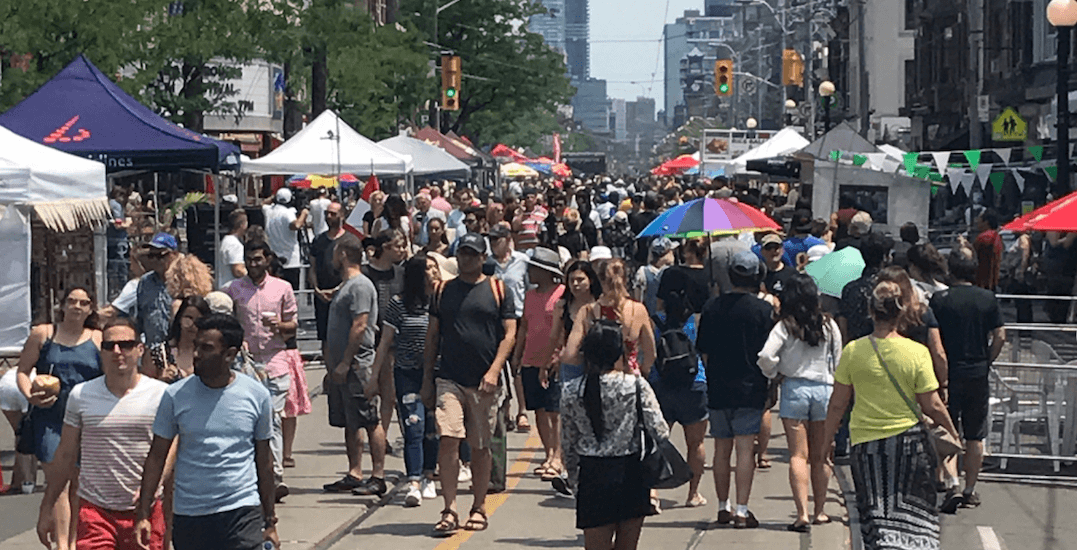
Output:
(929, 285), (1003, 378)
(309, 232), (343, 291)
(559, 230), (589, 259)
(657, 265), (711, 324)
(697, 292), (775, 410)
(764, 264), (797, 297)
(362, 211), (375, 231)
(629, 211), (658, 264)
(432, 278), (517, 388)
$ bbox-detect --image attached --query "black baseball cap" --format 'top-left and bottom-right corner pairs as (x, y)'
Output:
(457, 233), (487, 254)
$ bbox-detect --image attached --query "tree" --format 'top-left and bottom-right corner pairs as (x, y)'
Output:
(133, 0), (280, 131)
(401, 0), (573, 146)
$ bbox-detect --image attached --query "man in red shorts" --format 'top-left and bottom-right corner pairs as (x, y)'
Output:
(36, 318), (170, 550)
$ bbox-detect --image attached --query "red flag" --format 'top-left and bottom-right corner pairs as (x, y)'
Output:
(553, 133), (562, 164)
(361, 175), (380, 201)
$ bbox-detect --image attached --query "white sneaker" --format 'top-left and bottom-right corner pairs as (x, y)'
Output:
(458, 464), (473, 483)
(420, 478), (437, 499)
(404, 485), (422, 507)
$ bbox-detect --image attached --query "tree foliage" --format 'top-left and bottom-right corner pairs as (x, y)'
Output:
(399, 0), (574, 146)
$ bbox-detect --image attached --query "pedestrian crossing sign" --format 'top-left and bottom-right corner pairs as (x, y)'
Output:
(992, 107), (1027, 142)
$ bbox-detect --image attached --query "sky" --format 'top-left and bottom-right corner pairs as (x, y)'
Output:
(589, 0), (703, 111)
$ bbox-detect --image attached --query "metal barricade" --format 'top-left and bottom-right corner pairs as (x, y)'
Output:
(987, 309), (1077, 476)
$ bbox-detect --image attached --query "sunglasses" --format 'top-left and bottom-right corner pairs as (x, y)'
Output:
(66, 298), (92, 307)
(102, 340), (140, 352)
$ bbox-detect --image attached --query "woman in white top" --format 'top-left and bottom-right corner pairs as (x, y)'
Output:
(757, 273), (842, 531)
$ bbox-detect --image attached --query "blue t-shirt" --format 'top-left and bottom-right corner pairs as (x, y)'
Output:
(782, 235), (825, 267)
(649, 312), (707, 385)
(153, 374), (272, 516)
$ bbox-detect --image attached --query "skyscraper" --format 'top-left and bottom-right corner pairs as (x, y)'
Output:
(564, 0), (589, 81)
(528, 0), (566, 54)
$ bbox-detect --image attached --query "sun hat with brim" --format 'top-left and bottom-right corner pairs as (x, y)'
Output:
(526, 247), (564, 277)
(807, 244), (831, 263)
(426, 251), (459, 281)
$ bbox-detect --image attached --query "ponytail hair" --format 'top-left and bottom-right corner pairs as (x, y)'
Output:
(870, 280), (905, 324)
(581, 319), (625, 442)
(597, 258), (630, 319)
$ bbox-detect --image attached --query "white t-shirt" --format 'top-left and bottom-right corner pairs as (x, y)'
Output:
(217, 234), (246, 289)
(110, 278), (141, 316)
(65, 376), (169, 511)
(262, 204), (301, 268)
(309, 197), (331, 236)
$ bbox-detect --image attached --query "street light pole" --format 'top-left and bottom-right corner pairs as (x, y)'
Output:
(1048, 0), (1077, 196)
(819, 80), (835, 134)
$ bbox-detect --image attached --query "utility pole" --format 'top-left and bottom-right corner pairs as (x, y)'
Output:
(856, 0), (869, 137)
(968, 0), (984, 149)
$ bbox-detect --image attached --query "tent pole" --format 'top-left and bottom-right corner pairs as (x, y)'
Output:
(153, 173), (160, 228)
(214, 175), (222, 287)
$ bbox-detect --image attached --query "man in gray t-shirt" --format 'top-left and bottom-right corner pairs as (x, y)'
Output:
(321, 234), (389, 497)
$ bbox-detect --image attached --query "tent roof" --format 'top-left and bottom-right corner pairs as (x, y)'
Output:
(0, 125), (109, 231)
(412, 127), (482, 164)
(730, 128), (810, 170)
(378, 136), (470, 178)
(800, 123), (879, 158)
(242, 111), (412, 176)
(0, 55), (239, 173)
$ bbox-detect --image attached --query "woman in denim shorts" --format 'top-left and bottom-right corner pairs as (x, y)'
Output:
(757, 274), (843, 532)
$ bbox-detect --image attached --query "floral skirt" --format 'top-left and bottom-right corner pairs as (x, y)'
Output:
(282, 349), (312, 417)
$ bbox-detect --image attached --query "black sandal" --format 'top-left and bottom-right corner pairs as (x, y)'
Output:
(434, 508), (459, 536)
(786, 522), (811, 533)
(463, 508), (489, 531)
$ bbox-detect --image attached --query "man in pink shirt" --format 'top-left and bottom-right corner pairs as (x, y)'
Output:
(223, 239), (298, 502)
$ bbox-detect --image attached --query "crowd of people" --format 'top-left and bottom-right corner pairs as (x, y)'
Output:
(0, 174), (1016, 550)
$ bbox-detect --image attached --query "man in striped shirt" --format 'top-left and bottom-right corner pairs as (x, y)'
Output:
(36, 317), (169, 550)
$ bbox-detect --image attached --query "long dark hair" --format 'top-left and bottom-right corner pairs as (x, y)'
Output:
(383, 195), (407, 229)
(776, 274), (830, 347)
(401, 254), (430, 314)
(581, 319), (625, 442)
(562, 260), (602, 330)
(57, 286), (101, 329)
(169, 295), (211, 343)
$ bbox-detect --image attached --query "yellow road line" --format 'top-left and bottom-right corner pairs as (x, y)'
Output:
(433, 429), (543, 550)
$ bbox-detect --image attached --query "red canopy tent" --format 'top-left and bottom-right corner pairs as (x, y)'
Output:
(1002, 191), (1077, 232)
(651, 154), (699, 175)
(490, 144), (530, 163)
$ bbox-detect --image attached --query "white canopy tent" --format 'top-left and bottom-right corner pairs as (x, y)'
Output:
(0, 125), (109, 351)
(378, 135), (470, 178)
(726, 128), (810, 174)
(242, 110), (413, 176)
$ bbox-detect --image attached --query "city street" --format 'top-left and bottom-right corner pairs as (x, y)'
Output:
(1, 364), (1071, 550)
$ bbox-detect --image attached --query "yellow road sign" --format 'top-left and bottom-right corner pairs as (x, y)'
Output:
(992, 107), (1027, 142)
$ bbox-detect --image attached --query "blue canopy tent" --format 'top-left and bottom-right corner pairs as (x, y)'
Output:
(0, 55), (239, 173)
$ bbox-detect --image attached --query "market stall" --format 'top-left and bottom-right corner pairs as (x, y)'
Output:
(0, 54), (240, 173)
(242, 110), (413, 177)
(0, 126), (108, 352)
(378, 135), (470, 180)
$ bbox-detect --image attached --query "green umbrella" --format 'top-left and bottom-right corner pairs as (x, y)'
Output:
(804, 247), (866, 297)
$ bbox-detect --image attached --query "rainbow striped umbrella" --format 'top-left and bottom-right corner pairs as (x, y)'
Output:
(638, 198), (781, 238)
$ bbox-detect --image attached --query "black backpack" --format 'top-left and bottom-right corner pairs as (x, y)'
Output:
(652, 314), (699, 387)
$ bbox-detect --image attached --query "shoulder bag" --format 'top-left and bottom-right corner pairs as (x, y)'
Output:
(635, 378), (693, 489)
(868, 336), (964, 457)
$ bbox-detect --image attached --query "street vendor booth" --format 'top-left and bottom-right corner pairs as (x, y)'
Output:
(378, 135), (470, 180)
(802, 125), (928, 235)
(0, 126), (108, 352)
(243, 110), (413, 178)
(0, 55), (240, 173)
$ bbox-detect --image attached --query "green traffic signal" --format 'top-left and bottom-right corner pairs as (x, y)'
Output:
(446, 87), (457, 98)
(719, 83), (729, 94)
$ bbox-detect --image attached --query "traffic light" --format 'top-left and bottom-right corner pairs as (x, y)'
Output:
(715, 59), (733, 97)
(782, 49), (804, 87)
(441, 55), (462, 111)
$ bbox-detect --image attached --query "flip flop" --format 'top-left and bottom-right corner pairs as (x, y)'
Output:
(515, 414), (531, 433)
(434, 509), (459, 537)
(786, 522), (811, 533)
(541, 469), (562, 482)
(463, 508), (489, 531)
(812, 514), (832, 525)
(533, 465), (552, 476)
(756, 456), (772, 469)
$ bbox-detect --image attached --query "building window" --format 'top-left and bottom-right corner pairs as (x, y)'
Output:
(905, 0), (916, 30)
